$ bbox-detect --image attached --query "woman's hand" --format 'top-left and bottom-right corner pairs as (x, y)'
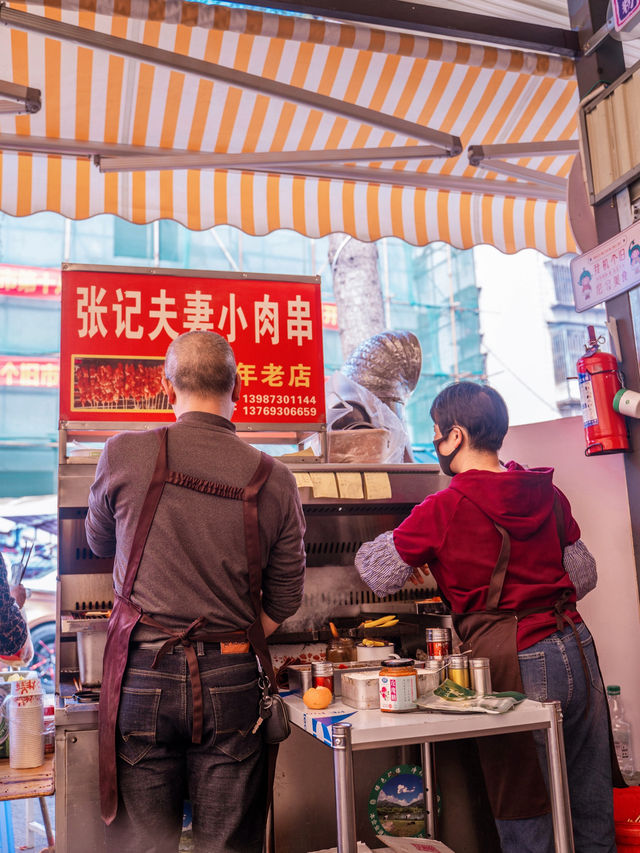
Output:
(9, 584), (26, 609)
(408, 564), (430, 585)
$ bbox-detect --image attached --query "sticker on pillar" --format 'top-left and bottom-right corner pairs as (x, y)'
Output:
(368, 764), (440, 839)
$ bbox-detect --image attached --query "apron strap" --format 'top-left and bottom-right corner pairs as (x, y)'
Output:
(485, 524), (511, 611)
(122, 428), (169, 599)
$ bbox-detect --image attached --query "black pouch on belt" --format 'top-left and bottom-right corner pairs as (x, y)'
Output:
(255, 667), (291, 744)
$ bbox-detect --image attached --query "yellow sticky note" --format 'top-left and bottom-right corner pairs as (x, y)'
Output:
(363, 472), (392, 500)
(309, 472), (339, 498)
(336, 472), (364, 500)
(293, 472), (313, 489)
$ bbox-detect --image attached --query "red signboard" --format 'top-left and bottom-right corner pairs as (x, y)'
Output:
(0, 356), (60, 388)
(60, 266), (325, 425)
(0, 265), (61, 300)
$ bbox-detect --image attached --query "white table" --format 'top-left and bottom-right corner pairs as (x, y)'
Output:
(282, 695), (575, 853)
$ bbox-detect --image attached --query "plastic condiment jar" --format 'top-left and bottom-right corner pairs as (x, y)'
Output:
(378, 658), (417, 712)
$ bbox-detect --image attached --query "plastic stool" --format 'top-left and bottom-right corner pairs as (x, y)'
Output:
(0, 800), (14, 853)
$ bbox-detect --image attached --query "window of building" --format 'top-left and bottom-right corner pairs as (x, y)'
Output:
(548, 260), (575, 305)
(113, 219), (152, 259)
(159, 221), (180, 262)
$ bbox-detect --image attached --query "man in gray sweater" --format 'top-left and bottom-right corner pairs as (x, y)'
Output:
(86, 331), (305, 853)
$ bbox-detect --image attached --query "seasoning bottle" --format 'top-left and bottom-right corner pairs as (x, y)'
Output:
(43, 703), (55, 755)
(447, 654), (470, 688)
(326, 637), (356, 663)
(379, 658), (418, 712)
(469, 658), (492, 696)
(312, 661), (334, 694)
(426, 628), (451, 659)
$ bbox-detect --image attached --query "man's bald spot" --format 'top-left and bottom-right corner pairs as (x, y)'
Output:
(165, 331), (237, 397)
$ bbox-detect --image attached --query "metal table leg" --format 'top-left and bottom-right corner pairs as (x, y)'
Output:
(543, 701), (574, 853)
(332, 723), (357, 853)
(420, 742), (437, 839)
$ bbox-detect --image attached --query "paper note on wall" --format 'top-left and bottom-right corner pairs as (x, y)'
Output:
(293, 472), (313, 489)
(336, 472), (364, 499)
(309, 472), (339, 498)
(363, 472), (392, 500)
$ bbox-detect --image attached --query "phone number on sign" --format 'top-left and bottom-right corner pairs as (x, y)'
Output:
(242, 405), (318, 418)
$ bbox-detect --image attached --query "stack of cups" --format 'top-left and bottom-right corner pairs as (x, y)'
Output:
(5, 677), (44, 769)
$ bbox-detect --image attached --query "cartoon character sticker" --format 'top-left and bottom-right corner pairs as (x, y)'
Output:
(629, 241), (640, 266)
(578, 268), (593, 301)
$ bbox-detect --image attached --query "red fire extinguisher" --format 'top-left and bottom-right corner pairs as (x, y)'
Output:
(577, 325), (629, 456)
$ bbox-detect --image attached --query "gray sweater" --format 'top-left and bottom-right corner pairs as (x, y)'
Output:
(86, 411), (306, 641)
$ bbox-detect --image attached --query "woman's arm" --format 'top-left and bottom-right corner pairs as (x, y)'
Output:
(355, 531), (428, 598)
(563, 539), (597, 599)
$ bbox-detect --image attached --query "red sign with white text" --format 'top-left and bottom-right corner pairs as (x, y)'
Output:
(0, 356), (60, 388)
(0, 265), (61, 300)
(59, 266), (325, 425)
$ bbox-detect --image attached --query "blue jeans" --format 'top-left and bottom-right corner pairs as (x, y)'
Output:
(106, 644), (267, 853)
(495, 622), (615, 853)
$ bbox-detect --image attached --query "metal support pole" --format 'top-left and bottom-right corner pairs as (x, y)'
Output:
(332, 723), (357, 853)
(420, 742), (437, 839)
(543, 701), (574, 853)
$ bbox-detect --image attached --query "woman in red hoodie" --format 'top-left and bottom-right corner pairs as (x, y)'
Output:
(356, 381), (615, 853)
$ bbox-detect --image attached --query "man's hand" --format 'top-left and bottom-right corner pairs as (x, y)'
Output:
(10, 584), (26, 609)
(408, 565), (430, 586)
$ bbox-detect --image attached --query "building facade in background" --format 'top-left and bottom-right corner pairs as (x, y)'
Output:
(0, 211), (600, 496)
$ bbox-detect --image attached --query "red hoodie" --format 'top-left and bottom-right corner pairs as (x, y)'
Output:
(393, 461), (582, 650)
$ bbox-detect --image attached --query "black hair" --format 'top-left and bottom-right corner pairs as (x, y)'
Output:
(429, 381), (509, 452)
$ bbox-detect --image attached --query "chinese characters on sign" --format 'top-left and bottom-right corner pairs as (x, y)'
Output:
(0, 265), (61, 300)
(0, 357), (60, 388)
(570, 219), (640, 312)
(612, 0), (640, 31)
(60, 268), (325, 425)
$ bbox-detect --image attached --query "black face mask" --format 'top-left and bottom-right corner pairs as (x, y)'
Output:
(433, 430), (462, 477)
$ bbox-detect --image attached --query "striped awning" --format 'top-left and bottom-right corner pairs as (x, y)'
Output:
(0, 0), (580, 256)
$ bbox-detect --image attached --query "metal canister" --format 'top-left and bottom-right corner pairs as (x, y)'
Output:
(447, 654), (470, 688)
(469, 658), (492, 696)
(424, 657), (447, 684)
(426, 627), (451, 658)
(417, 659), (445, 696)
(312, 661), (334, 694)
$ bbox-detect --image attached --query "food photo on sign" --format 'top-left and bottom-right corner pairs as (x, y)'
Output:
(59, 264), (325, 427)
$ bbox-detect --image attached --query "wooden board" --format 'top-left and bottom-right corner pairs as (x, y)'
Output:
(0, 754), (54, 800)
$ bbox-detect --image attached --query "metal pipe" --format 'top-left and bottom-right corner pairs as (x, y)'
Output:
(543, 700), (575, 853)
(420, 741), (437, 839)
(331, 723), (357, 853)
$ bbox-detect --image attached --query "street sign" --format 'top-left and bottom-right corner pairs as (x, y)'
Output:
(612, 0), (640, 31)
(570, 218), (640, 312)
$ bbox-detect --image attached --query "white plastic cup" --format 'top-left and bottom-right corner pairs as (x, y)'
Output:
(3, 677), (44, 769)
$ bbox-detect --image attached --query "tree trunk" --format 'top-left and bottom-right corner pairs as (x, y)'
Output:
(328, 234), (385, 361)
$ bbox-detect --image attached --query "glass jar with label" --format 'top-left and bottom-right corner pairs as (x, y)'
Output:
(379, 658), (417, 712)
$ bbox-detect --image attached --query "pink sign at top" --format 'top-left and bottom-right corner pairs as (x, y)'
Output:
(612, 0), (640, 31)
(570, 219), (640, 312)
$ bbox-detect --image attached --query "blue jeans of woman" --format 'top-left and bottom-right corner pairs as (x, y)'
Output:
(105, 643), (267, 853)
(495, 621), (615, 853)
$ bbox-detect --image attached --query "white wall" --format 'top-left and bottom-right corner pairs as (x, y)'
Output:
(502, 415), (640, 763)
(474, 245), (560, 425)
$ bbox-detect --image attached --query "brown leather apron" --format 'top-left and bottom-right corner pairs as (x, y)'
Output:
(452, 522), (552, 820)
(99, 427), (276, 825)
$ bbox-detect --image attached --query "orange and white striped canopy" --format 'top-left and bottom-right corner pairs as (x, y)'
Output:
(0, 0), (579, 255)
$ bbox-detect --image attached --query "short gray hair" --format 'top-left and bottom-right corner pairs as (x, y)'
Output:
(164, 331), (237, 396)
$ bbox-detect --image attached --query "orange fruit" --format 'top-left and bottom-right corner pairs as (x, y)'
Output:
(302, 686), (333, 709)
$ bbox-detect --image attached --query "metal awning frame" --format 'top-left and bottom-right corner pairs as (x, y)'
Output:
(0, 2), (579, 205)
(0, 79), (40, 116)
